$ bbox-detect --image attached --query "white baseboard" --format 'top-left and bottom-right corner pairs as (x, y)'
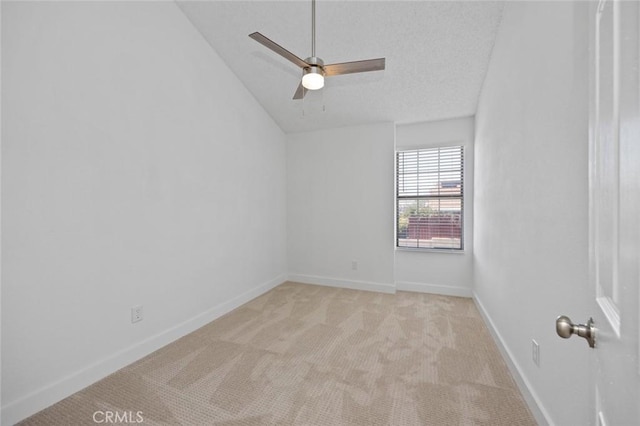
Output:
(287, 274), (396, 294)
(396, 280), (472, 298)
(473, 292), (552, 426)
(2, 274), (287, 426)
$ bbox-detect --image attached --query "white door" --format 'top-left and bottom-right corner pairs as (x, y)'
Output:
(589, 0), (640, 424)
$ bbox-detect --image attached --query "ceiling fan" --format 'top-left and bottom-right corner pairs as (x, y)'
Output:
(249, 0), (385, 100)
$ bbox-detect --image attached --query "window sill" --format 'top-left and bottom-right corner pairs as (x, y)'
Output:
(395, 247), (467, 254)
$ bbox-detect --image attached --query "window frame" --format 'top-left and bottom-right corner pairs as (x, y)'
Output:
(395, 145), (465, 251)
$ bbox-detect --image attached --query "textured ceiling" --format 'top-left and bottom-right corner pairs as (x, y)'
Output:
(177, 1), (504, 134)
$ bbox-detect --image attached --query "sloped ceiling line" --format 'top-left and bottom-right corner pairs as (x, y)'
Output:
(176, 1), (504, 134)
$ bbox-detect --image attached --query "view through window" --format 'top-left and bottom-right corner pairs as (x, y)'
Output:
(396, 146), (464, 250)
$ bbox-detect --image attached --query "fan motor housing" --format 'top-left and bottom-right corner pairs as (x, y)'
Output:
(304, 56), (325, 74)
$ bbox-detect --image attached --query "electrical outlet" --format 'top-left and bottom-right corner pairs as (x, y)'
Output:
(532, 339), (540, 366)
(351, 260), (358, 270)
(131, 305), (143, 323)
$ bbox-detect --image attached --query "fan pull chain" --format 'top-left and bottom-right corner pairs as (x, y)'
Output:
(300, 89), (326, 116)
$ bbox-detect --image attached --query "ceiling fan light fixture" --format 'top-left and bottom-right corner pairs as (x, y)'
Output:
(302, 67), (324, 90)
(248, 0), (385, 100)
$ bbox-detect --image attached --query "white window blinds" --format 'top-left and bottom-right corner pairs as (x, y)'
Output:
(396, 146), (464, 250)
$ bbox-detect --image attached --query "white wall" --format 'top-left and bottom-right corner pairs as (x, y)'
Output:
(1, 2), (286, 423)
(286, 118), (474, 297)
(0, 1), (3, 420)
(287, 123), (395, 293)
(395, 117), (474, 297)
(474, 2), (589, 425)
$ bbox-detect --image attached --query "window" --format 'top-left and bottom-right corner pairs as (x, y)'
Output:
(396, 146), (464, 250)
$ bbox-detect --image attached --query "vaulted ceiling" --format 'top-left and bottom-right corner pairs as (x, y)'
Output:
(177, 1), (504, 134)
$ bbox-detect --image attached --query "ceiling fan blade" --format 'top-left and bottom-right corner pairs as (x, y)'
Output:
(249, 32), (309, 69)
(324, 58), (386, 77)
(293, 82), (306, 100)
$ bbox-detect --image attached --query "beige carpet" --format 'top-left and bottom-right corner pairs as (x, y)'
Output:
(19, 282), (536, 425)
